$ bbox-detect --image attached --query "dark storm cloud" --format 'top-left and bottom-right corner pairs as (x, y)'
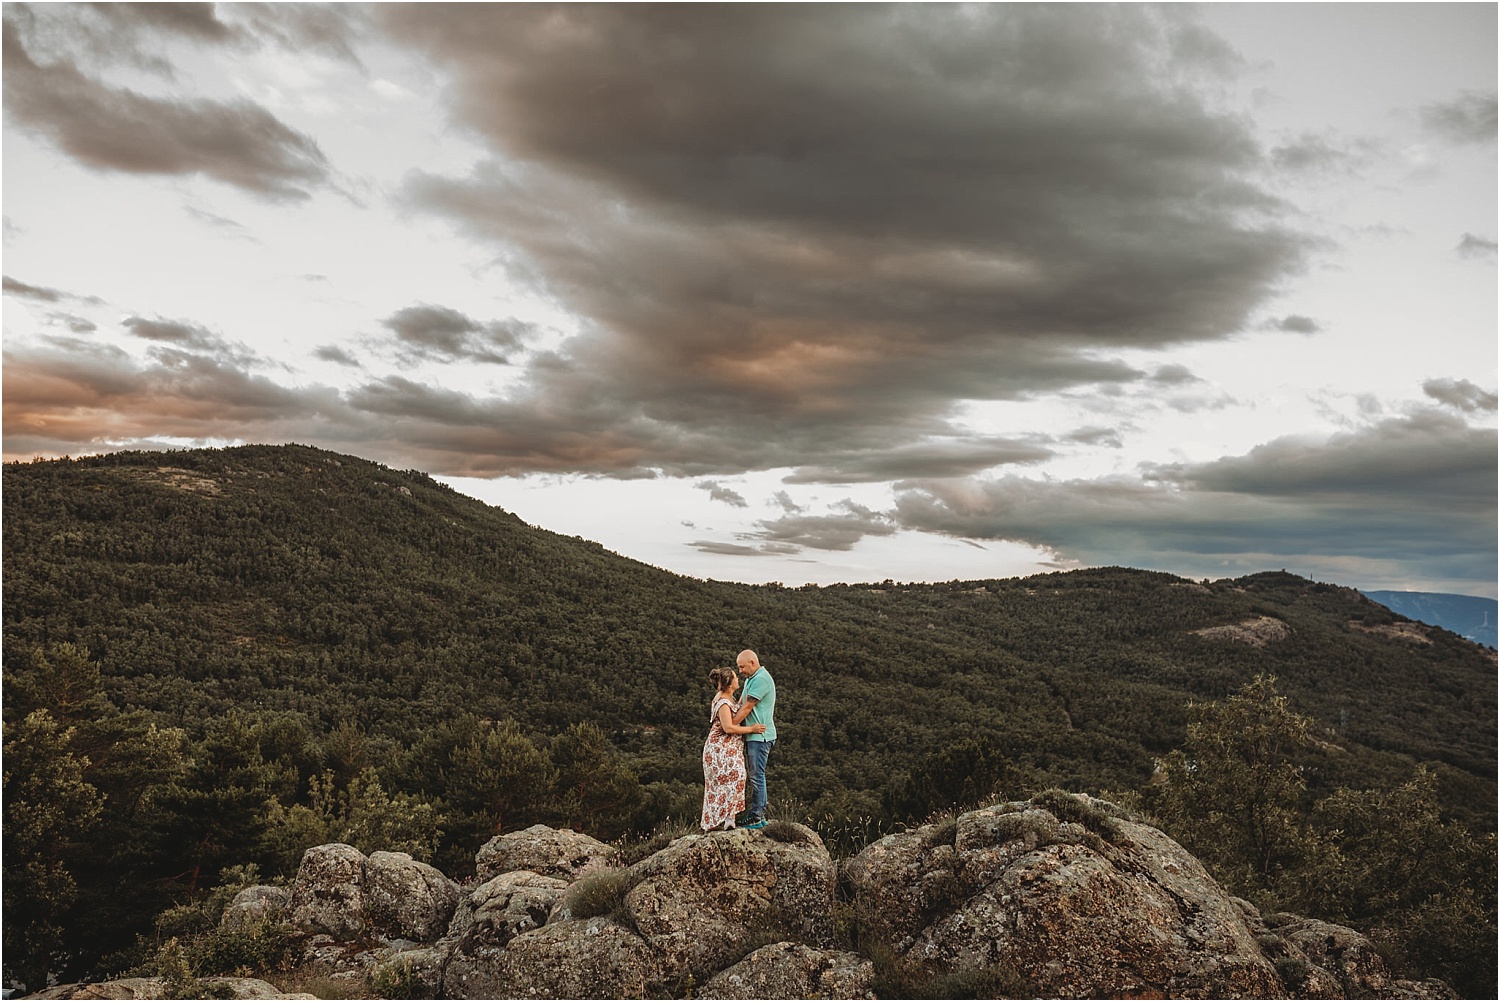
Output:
(1419, 91), (1498, 146)
(1424, 377), (1498, 413)
(3, 13), (331, 200)
(894, 411), (1496, 587)
(387, 3), (1305, 477)
(696, 481), (748, 508)
(1456, 233), (1498, 260)
(378, 304), (529, 365)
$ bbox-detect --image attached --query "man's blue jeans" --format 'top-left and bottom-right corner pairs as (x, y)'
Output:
(744, 738), (775, 821)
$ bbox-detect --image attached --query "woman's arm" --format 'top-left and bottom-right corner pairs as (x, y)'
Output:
(731, 697), (758, 725)
(719, 702), (766, 735)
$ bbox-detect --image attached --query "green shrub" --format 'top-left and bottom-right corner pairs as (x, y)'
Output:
(561, 868), (635, 920)
(1030, 788), (1123, 844)
(921, 814), (959, 848)
(761, 819), (814, 845)
(372, 954), (432, 999)
(186, 919), (296, 977)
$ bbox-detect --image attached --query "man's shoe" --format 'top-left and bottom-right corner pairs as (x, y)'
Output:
(744, 819), (768, 830)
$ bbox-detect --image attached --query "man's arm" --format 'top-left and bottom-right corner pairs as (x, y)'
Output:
(732, 697), (758, 725)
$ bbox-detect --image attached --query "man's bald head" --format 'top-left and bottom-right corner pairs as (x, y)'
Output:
(737, 649), (760, 676)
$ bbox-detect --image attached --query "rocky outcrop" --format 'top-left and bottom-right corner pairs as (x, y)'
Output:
(1193, 615), (1292, 646)
(475, 823), (615, 882)
(443, 823), (836, 998)
(844, 794), (1451, 1000)
(34, 803), (1455, 1000)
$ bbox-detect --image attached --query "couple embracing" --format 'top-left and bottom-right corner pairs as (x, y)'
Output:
(701, 649), (777, 831)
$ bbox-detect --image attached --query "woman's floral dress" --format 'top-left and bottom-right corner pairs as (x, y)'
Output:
(701, 694), (746, 830)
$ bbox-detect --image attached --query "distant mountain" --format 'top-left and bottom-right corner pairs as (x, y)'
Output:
(1362, 590), (1498, 649)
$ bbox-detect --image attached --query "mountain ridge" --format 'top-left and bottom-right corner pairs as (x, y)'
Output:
(1362, 589), (1497, 649)
(4, 443), (1493, 799)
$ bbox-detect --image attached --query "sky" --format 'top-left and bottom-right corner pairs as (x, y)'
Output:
(3, 3), (1496, 597)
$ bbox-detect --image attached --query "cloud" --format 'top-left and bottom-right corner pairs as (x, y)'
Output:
(1423, 377), (1498, 414)
(689, 540), (773, 558)
(1456, 233), (1498, 260)
(749, 501), (898, 553)
(690, 498), (899, 557)
(1067, 427), (1125, 449)
(3, 275), (103, 304)
(383, 4), (1306, 477)
(0, 340), (344, 460)
(1150, 364), (1201, 385)
(3, 13), (332, 200)
(1419, 90), (1498, 145)
(184, 206), (257, 240)
(772, 491), (803, 514)
(314, 345), (362, 368)
(1264, 314), (1321, 334)
(894, 411), (1496, 587)
(122, 316), (260, 367)
(696, 481), (748, 508)
(783, 437), (1053, 484)
(4, 275), (62, 302)
(1269, 132), (1379, 174)
(49, 313), (98, 335)
(378, 304), (530, 365)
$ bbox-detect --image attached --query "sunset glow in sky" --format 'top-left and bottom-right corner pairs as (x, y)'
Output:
(4, 3), (1495, 595)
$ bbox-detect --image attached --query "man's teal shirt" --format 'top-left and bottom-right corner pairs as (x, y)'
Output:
(741, 668), (776, 742)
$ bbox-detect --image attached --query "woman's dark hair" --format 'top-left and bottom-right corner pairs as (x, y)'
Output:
(708, 666), (737, 692)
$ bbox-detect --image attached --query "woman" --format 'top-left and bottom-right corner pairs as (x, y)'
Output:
(701, 666), (767, 831)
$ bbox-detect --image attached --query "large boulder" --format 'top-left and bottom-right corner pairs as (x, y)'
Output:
(446, 916), (662, 999)
(288, 843), (366, 940)
(475, 824), (615, 882)
(847, 795), (1285, 998)
(363, 850), (460, 942)
(221, 885), (291, 931)
(697, 942), (875, 1000)
(24, 977), (315, 999)
(621, 824), (838, 978)
(444, 870), (570, 960)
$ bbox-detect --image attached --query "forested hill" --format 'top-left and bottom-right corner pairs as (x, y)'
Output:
(4, 444), (1494, 812)
(5, 444), (1497, 991)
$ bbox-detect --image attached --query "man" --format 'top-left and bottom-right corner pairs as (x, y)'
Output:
(732, 648), (776, 829)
